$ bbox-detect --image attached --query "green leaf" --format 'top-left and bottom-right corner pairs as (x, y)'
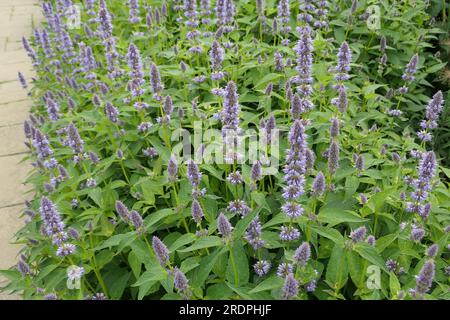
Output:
(344, 176), (360, 199)
(128, 251), (141, 279)
(234, 210), (257, 238)
(389, 272), (401, 297)
(108, 270), (131, 299)
(169, 233), (196, 252)
(94, 232), (135, 251)
(426, 62), (447, 73)
(180, 257), (201, 274)
(226, 240), (249, 286)
(253, 73), (282, 89)
(326, 244), (348, 290)
(347, 250), (365, 289)
(132, 265), (167, 287)
(129, 240), (157, 267)
(354, 244), (388, 273)
(375, 234), (398, 253)
(310, 225), (345, 247)
(206, 283), (233, 299)
(145, 208), (174, 230)
(249, 275), (283, 293)
(318, 207), (368, 226)
(251, 191), (270, 211)
(191, 247), (228, 288)
(178, 236), (223, 252)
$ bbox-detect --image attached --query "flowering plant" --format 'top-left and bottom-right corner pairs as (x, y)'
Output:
(1, 0), (449, 300)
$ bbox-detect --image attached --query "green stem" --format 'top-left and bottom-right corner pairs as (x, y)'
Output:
(120, 160), (131, 185)
(89, 233), (109, 296)
(228, 244), (239, 286)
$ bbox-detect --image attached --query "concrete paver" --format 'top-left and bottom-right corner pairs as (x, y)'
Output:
(0, 154), (30, 208)
(0, 205), (24, 300)
(0, 0), (41, 299)
(0, 125), (27, 156)
(0, 100), (31, 127)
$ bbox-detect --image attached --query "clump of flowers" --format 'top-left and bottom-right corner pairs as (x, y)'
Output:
(3, 0), (449, 302)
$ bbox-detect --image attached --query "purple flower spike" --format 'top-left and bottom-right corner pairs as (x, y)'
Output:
(254, 260), (271, 276)
(282, 273), (298, 300)
(221, 81), (240, 129)
(210, 40), (225, 71)
(191, 199), (204, 224)
(293, 242), (311, 266)
(312, 172), (325, 196)
(67, 123), (84, 154)
(350, 226), (367, 242)
(167, 155), (178, 182)
(367, 235), (376, 246)
(129, 210), (144, 234)
(335, 41), (352, 81)
(281, 202), (304, 218)
(56, 243), (76, 257)
(17, 260), (31, 276)
(104, 102), (119, 123)
(402, 53), (419, 83)
(187, 160), (202, 187)
(227, 200), (251, 217)
(251, 161), (262, 182)
(115, 200), (130, 223)
(327, 140), (340, 175)
(330, 118), (340, 137)
(152, 236), (170, 266)
(46, 98), (60, 121)
(217, 213), (233, 238)
(294, 26), (314, 96)
(32, 129), (53, 159)
(277, 0), (291, 34)
(150, 63), (163, 95)
(277, 263), (294, 278)
(174, 268), (190, 295)
(127, 0), (141, 24)
(279, 226), (301, 241)
(244, 215), (265, 250)
(18, 72), (28, 89)
(412, 260), (435, 299)
(410, 227), (425, 242)
(426, 244), (438, 259)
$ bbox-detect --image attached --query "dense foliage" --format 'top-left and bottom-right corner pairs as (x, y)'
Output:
(1, 0), (449, 300)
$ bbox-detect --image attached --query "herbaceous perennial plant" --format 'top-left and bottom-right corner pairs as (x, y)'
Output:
(1, 0), (449, 300)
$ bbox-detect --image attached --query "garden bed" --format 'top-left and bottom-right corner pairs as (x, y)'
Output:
(1, 0), (449, 300)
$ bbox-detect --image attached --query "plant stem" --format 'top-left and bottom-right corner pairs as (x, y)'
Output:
(89, 233), (108, 296)
(228, 244), (239, 286)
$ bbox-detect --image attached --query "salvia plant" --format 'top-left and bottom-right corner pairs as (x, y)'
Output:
(1, 0), (449, 301)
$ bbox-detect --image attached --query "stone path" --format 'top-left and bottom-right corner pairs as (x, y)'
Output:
(0, 0), (43, 300)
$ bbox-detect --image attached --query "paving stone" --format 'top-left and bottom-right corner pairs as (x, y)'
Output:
(0, 62), (33, 83)
(5, 40), (23, 52)
(0, 124), (27, 156)
(0, 50), (29, 65)
(0, 24), (32, 37)
(0, 205), (24, 269)
(0, 0), (40, 301)
(0, 100), (31, 126)
(0, 0), (37, 7)
(0, 37), (8, 52)
(0, 10), (11, 25)
(0, 154), (31, 207)
(0, 81), (28, 104)
(0, 204), (24, 300)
